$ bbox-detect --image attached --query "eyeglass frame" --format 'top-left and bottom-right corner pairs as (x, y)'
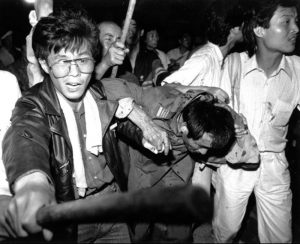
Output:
(48, 57), (95, 78)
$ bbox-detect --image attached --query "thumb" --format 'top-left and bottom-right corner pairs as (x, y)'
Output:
(43, 228), (54, 241)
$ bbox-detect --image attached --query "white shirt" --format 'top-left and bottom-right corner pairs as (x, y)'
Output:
(156, 49), (170, 70)
(0, 71), (21, 196)
(220, 52), (300, 153)
(163, 42), (223, 87)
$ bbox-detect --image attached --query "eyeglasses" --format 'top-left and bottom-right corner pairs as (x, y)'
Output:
(49, 58), (95, 78)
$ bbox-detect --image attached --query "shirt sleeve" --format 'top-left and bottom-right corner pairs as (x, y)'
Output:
(162, 54), (210, 86)
(0, 71), (21, 196)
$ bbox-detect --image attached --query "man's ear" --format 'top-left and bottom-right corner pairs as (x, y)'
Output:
(253, 26), (265, 38)
(39, 59), (50, 74)
(180, 123), (189, 136)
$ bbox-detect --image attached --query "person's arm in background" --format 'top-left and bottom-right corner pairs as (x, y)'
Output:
(26, 0), (53, 87)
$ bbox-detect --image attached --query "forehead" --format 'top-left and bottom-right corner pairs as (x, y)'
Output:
(129, 20), (137, 29)
(272, 6), (298, 19)
(99, 23), (121, 35)
(190, 132), (214, 148)
(146, 30), (158, 36)
(49, 44), (92, 60)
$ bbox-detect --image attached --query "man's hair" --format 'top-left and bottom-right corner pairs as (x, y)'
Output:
(32, 9), (100, 60)
(204, 1), (245, 46)
(182, 98), (235, 149)
(243, 0), (298, 57)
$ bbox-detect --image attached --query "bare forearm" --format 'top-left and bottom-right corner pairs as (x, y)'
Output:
(95, 61), (111, 81)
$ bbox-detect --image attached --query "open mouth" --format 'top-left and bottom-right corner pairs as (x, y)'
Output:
(66, 83), (81, 90)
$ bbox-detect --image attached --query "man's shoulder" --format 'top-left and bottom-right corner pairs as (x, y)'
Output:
(286, 54), (300, 64)
(192, 42), (216, 54)
(167, 47), (179, 56)
(0, 70), (21, 97)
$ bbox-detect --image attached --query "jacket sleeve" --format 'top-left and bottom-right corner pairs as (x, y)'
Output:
(116, 119), (144, 148)
(2, 97), (52, 191)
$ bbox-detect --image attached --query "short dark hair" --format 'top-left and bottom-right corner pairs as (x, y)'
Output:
(205, 1), (245, 46)
(243, 0), (298, 57)
(182, 97), (235, 149)
(32, 9), (100, 61)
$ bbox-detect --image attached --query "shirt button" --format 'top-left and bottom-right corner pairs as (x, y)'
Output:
(94, 176), (98, 179)
(88, 156), (92, 160)
(84, 134), (87, 138)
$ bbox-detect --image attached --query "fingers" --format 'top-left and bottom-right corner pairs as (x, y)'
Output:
(161, 132), (171, 155)
(107, 42), (128, 66)
(5, 199), (28, 238)
(142, 139), (159, 154)
(142, 125), (171, 155)
(42, 228), (54, 241)
(210, 87), (229, 103)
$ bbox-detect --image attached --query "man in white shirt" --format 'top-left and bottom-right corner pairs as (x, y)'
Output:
(213, 0), (300, 242)
(0, 71), (21, 240)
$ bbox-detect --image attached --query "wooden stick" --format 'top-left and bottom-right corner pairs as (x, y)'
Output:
(111, 0), (136, 78)
(36, 186), (212, 227)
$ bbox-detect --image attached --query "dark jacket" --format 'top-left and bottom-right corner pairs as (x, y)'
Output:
(3, 75), (141, 201)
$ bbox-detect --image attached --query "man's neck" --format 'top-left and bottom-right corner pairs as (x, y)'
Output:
(129, 42), (140, 69)
(219, 36), (239, 58)
(66, 98), (82, 112)
(255, 48), (283, 78)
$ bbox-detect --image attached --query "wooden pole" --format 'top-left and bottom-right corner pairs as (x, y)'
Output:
(111, 0), (136, 78)
(36, 186), (212, 227)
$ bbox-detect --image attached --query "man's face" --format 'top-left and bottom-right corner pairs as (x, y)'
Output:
(261, 6), (298, 54)
(126, 19), (138, 46)
(182, 131), (214, 155)
(145, 30), (159, 50)
(99, 23), (121, 55)
(180, 34), (192, 49)
(42, 44), (94, 107)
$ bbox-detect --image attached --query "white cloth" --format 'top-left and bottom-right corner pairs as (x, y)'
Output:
(162, 42), (223, 86)
(156, 49), (170, 70)
(167, 47), (189, 68)
(212, 52), (300, 243)
(57, 91), (103, 196)
(212, 152), (292, 243)
(0, 71), (22, 196)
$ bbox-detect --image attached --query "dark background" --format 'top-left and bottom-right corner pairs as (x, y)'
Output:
(0, 0), (242, 52)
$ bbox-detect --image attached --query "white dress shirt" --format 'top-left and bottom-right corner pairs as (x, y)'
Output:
(163, 42), (223, 87)
(220, 52), (300, 153)
(0, 71), (21, 196)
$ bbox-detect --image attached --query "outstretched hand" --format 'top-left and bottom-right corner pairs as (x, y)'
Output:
(5, 174), (56, 241)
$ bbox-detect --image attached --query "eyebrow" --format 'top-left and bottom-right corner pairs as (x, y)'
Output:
(54, 51), (92, 59)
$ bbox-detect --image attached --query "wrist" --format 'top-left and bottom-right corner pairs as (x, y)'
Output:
(128, 103), (152, 131)
(95, 61), (110, 80)
(14, 171), (54, 194)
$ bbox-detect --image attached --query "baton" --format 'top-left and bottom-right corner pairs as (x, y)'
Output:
(36, 186), (212, 228)
(111, 0), (136, 78)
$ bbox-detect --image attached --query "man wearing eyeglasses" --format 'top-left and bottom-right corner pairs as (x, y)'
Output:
(1, 9), (170, 243)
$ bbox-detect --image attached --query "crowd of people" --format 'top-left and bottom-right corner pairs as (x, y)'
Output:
(0, 0), (300, 243)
